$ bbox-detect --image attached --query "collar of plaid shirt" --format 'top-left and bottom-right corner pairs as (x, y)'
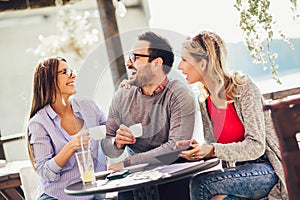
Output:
(139, 77), (169, 96)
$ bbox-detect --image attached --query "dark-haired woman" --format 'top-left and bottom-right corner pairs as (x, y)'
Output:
(27, 57), (107, 200)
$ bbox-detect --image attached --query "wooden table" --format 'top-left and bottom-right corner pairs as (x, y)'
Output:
(0, 160), (31, 200)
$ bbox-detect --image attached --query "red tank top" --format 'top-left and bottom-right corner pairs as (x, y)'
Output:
(207, 96), (245, 144)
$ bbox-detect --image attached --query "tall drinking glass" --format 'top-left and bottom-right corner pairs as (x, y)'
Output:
(75, 150), (96, 184)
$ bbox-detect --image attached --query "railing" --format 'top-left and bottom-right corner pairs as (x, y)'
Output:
(263, 86), (300, 100)
(0, 131), (25, 160)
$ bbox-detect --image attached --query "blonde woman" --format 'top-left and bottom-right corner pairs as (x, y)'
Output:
(176, 31), (287, 200)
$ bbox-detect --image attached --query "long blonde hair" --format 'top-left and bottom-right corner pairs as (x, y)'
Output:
(183, 31), (244, 101)
(27, 57), (66, 167)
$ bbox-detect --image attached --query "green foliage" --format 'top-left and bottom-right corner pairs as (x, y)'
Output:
(234, 0), (299, 84)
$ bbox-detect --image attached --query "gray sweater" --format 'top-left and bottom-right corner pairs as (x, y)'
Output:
(200, 76), (287, 199)
(101, 79), (196, 166)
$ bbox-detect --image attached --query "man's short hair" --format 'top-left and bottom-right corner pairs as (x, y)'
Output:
(138, 31), (174, 74)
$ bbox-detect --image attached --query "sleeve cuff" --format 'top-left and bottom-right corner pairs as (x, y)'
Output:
(124, 157), (131, 167)
(48, 158), (63, 173)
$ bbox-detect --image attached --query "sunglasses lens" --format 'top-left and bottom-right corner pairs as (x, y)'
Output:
(65, 69), (72, 77)
(72, 69), (78, 76)
(65, 69), (77, 77)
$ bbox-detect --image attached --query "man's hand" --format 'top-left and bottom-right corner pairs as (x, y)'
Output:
(114, 124), (136, 149)
(174, 140), (191, 150)
(108, 161), (125, 172)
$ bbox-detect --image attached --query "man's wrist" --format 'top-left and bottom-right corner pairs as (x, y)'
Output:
(112, 137), (124, 149)
(124, 157), (131, 167)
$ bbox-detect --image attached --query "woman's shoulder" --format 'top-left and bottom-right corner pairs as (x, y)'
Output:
(232, 72), (252, 83)
(233, 73), (260, 93)
(28, 105), (52, 127)
(233, 73), (264, 106)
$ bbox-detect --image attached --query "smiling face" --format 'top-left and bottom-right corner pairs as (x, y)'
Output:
(56, 60), (77, 98)
(178, 48), (204, 84)
(126, 40), (155, 87)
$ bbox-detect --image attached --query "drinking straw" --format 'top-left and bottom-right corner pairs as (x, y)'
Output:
(88, 137), (91, 152)
(80, 133), (85, 152)
(80, 134), (87, 170)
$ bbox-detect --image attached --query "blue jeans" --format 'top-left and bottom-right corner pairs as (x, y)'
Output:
(190, 161), (278, 200)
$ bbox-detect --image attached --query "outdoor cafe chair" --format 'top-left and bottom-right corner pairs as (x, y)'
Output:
(264, 96), (300, 200)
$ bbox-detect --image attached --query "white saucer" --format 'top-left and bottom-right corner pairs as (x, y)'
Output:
(95, 170), (113, 178)
(124, 163), (149, 173)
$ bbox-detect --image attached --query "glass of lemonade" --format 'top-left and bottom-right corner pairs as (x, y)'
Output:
(75, 150), (96, 184)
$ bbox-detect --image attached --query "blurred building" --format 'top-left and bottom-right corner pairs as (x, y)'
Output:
(0, 0), (149, 161)
(0, 0), (299, 161)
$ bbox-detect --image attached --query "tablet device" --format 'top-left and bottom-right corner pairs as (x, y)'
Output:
(155, 147), (191, 165)
(124, 163), (149, 173)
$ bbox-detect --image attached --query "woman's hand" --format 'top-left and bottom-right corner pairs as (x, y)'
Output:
(179, 143), (215, 161)
(69, 130), (90, 152)
(114, 124), (136, 149)
(55, 130), (90, 168)
(119, 79), (131, 89)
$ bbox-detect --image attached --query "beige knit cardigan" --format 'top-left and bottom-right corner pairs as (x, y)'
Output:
(199, 76), (288, 199)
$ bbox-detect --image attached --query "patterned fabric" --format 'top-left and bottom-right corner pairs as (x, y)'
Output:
(138, 76), (169, 96)
(199, 75), (287, 199)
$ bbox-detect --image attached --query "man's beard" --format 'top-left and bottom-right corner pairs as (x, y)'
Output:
(129, 72), (153, 87)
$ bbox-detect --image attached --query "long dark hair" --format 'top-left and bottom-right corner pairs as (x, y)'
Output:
(27, 57), (66, 166)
